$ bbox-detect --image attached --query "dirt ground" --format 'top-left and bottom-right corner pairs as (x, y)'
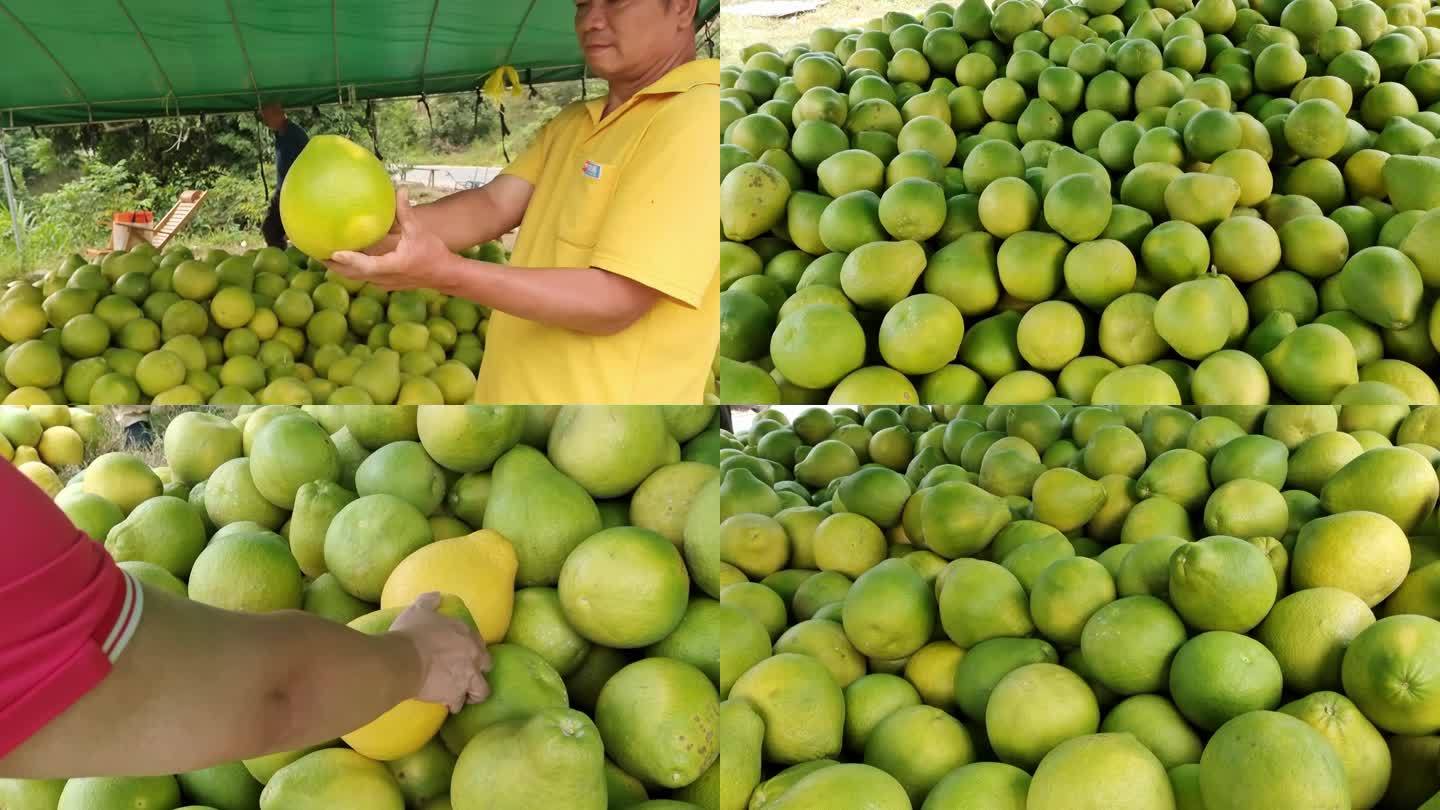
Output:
(720, 0), (936, 62)
(79, 406), (229, 471)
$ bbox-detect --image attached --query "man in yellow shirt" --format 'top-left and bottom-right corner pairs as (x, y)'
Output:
(327, 0), (719, 404)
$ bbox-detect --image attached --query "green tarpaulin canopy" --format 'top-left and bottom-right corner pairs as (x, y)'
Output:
(0, 0), (721, 128)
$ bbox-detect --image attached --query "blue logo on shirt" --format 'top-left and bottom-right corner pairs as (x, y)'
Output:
(583, 160), (603, 179)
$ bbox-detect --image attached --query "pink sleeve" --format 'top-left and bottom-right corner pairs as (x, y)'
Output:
(0, 462), (139, 759)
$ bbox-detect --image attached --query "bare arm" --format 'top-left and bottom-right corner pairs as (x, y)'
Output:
(0, 588), (484, 779)
(369, 175), (535, 255)
(331, 190), (662, 336)
(430, 255), (662, 336)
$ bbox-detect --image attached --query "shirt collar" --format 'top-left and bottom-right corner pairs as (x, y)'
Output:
(586, 58), (721, 123)
(639, 57), (721, 95)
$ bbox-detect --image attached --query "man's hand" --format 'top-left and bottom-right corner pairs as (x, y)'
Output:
(327, 189), (454, 291)
(389, 592), (492, 712)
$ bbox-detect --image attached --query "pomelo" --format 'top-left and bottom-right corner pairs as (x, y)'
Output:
(324, 493), (433, 601)
(103, 495), (207, 578)
(484, 444), (603, 586)
(548, 406), (670, 498)
(280, 135), (397, 260)
(1100, 694), (1203, 770)
(1341, 615), (1440, 734)
(1198, 711), (1348, 810)
(163, 411), (243, 485)
(385, 739), (455, 808)
(557, 527), (690, 648)
(1028, 733), (1176, 810)
(342, 609), (450, 761)
(289, 480), (358, 578)
(82, 452), (161, 515)
(1169, 632), (1284, 731)
(864, 705), (975, 804)
(630, 462), (718, 546)
(505, 587), (594, 678)
(595, 659), (720, 789)
(355, 440), (446, 515)
(249, 414), (339, 510)
(415, 405), (525, 473)
(381, 529), (518, 643)
(766, 764), (910, 810)
(58, 777), (182, 810)
(187, 529), (303, 613)
(986, 663), (1100, 770)
(440, 643), (568, 754)
(259, 749), (404, 810)
(730, 653), (845, 764)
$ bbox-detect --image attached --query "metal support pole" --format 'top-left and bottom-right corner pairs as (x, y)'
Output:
(0, 139), (24, 268)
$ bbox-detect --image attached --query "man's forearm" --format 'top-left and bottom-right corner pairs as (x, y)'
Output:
(260, 610), (425, 754)
(0, 592), (427, 779)
(432, 254), (658, 336)
(414, 186), (525, 252)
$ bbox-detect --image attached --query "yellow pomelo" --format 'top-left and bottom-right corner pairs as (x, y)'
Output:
(381, 529), (519, 643)
(342, 610), (449, 761)
(280, 135), (397, 260)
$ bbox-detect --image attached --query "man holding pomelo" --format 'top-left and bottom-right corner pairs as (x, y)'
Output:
(326, 0), (719, 405)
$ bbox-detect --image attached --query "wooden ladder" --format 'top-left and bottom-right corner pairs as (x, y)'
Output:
(140, 190), (207, 250)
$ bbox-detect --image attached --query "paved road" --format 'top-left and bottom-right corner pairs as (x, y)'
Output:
(724, 0), (827, 16)
(393, 165), (504, 191)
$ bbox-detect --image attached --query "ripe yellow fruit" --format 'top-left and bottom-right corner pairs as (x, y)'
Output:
(381, 529), (519, 642)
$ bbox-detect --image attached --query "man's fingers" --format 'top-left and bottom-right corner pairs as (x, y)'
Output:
(413, 591), (442, 611)
(326, 251), (375, 274)
(393, 188), (417, 235)
(467, 673), (491, 704)
(364, 232), (402, 256)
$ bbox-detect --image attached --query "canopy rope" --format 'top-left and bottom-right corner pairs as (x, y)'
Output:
(115, 0), (179, 115)
(420, 93), (435, 140)
(418, 0), (442, 98)
(331, 0), (343, 104)
(222, 0), (263, 110)
(253, 118), (269, 202)
(366, 100), (382, 161)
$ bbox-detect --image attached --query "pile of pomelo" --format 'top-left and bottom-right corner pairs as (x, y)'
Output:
(720, 0), (1440, 406)
(720, 402), (1440, 809)
(1, 404), (722, 810)
(0, 239), (506, 407)
(0, 404), (98, 491)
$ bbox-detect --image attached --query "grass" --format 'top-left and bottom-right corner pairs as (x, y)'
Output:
(719, 0), (934, 63)
(48, 406), (164, 485)
(73, 406), (240, 480)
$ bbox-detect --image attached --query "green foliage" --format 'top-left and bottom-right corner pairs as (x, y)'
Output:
(190, 172), (271, 234)
(0, 78), (603, 278)
(1, 159), (160, 278)
(35, 160), (161, 236)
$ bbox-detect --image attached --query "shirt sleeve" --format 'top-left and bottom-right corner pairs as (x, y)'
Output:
(0, 461), (135, 760)
(277, 123), (307, 156)
(275, 122), (310, 184)
(501, 111), (560, 186)
(588, 86), (720, 308)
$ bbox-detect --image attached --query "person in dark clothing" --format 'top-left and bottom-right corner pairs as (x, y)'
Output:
(259, 103), (310, 249)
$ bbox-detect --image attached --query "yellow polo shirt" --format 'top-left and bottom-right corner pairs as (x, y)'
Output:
(473, 58), (721, 404)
